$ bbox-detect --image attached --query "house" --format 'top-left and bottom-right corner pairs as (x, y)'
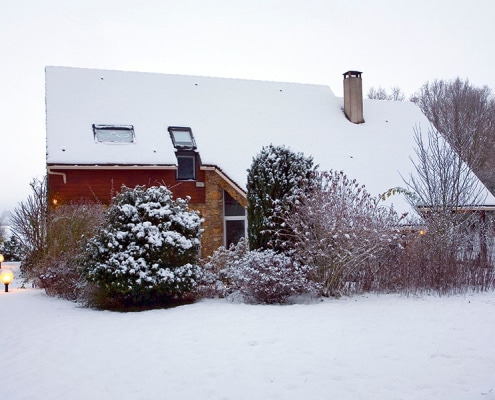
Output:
(45, 67), (495, 257)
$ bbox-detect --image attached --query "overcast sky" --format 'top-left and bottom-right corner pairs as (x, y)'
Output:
(2, 0), (495, 214)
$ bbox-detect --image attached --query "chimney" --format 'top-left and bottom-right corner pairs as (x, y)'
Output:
(343, 70), (364, 124)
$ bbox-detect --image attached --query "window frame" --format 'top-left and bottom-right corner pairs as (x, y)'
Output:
(168, 126), (197, 150)
(93, 124), (135, 143)
(176, 153), (197, 180)
(223, 190), (247, 247)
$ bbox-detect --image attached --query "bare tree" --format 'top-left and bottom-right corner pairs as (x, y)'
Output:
(406, 126), (486, 211)
(412, 78), (495, 194)
(10, 177), (48, 277)
(389, 86), (406, 101)
(0, 212), (7, 244)
(404, 126), (494, 291)
(367, 86), (388, 100)
(367, 86), (405, 101)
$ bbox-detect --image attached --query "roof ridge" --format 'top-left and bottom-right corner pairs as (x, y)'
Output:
(45, 65), (329, 88)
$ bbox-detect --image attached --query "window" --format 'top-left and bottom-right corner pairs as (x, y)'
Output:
(168, 126), (196, 149)
(93, 124), (135, 143)
(169, 127), (198, 180)
(224, 191), (245, 216)
(224, 191), (246, 247)
(225, 220), (245, 248)
(177, 154), (196, 180)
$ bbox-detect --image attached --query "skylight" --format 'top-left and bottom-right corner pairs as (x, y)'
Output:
(93, 124), (135, 143)
(168, 126), (196, 149)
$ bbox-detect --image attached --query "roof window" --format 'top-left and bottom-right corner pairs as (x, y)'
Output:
(176, 154), (196, 180)
(168, 126), (196, 149)
(93, 124), (135, 143)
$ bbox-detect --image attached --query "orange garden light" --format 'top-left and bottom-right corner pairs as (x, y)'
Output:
(0, 270), (14, 292)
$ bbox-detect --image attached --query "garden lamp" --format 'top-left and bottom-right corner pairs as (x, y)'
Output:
(0, 253), (4, 269)
(0, 270), (14, 292)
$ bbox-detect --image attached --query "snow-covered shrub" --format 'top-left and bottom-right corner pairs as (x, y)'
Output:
(82, 185), (203, 309)
(203, 237), (249, 273)
(285, 170), (403, 296)
(247, 144), (317, 252)
(0, 235), (23, 262)
(38, 259), (85, 300)
(219, 249), (318, 304)
(198, 238), (249, 298)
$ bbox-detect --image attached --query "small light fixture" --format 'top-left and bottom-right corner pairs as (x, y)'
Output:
(0, 253), (4, 269)
(0, 270), (14, 292)
(419, 229), (426, 235)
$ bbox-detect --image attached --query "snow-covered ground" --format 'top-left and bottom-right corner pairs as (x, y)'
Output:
(2, 262), (494, 400)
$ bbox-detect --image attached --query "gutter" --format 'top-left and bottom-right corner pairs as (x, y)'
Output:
(417, 205), (495, 212)
(46, 164), (247, 200)
(47, 164), (178, 185)
(47, 169), (67, 184)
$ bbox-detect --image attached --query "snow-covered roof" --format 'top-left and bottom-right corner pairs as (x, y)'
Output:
(45, 66), (495, 214)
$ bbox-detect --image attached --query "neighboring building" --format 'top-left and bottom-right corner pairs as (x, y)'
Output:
(45, 67), (495, 257)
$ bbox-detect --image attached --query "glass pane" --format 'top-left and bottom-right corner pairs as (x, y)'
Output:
(177, 156), (195, 180)
(172, 130), (193, 147)
(226, 220), (245, 248)
(224, 191), (245, 216)
(95, 127), (134, 143)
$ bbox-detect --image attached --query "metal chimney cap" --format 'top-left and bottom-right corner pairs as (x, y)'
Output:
(343, 71), (362, 78)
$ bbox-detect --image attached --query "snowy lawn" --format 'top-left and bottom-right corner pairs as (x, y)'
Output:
(2, 262), (495, 400)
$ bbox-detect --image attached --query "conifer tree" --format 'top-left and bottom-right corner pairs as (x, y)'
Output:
(83, 185), (203, 308)
(246, 144), (317, 252)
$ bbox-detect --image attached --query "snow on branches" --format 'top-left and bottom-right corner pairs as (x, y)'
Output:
(83, 185), (203, 307)
(285, 170), (402, 296)
(247, 144), (317, 252)
(209, 242), (318, 304)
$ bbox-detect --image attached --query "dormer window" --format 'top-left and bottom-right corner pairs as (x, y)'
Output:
(93, 124), (135, 143)
(176, 153), (196, 180)
(168, 126), (198, 180)
(168, 126), (196, 149)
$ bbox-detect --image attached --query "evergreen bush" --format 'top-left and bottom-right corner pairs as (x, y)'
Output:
(82, 185), (203, 309)
(0, 235), (23, 261)
(246, 144), (317, 252)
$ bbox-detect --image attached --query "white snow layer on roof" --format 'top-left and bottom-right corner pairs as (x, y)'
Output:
(45, 66), (495, 214)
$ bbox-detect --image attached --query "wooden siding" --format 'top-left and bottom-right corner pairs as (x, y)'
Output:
(47, 166), (247, 258)
(47, 167), (206, 205)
